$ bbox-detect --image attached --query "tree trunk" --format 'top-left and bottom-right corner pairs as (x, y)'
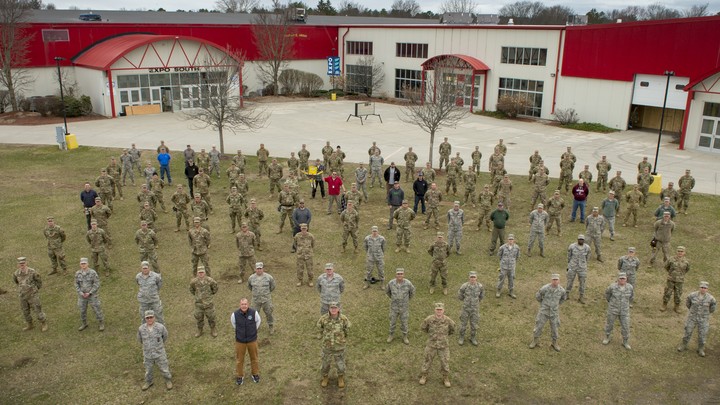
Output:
(218, 127), (225, 154)
(428, 130), (435, 169)
(3, 69), (18, 112)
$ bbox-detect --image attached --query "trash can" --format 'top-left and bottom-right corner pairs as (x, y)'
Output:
(331, 93), (336, 101)
(65, 133), (79, 150)
(649, 173), (662, 194)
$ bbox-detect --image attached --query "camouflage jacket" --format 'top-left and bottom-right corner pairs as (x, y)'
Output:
(316, 274), (345, 304)
(585, 215), (605, 236)
(686, 291), (717, 319)
(567, 243), (591, 272)
(75, 268), (100, 296)
(424, 189), (442, 208)
(257, 148), (269, 161)
(244, 208), (264, 228)
(90, 205), (112, 226)
(190, 276), (218, 306)
(393, 207), (416, 229)
(235, 231), (256, 257)
(294, 232), (315, 259)
(193, 173), (211, 193)
(191, 200), (210, 221)
(458, 282), (484, 309)
(317, 313), (351, 349)
(136, 271), (162, 303)
(546, 196), (565, 215)
(138, 322), (168, 359)
(340, 209), (360, 230)
(248, 272), (276, 303)
(421, 314), (455, 349)
(188, 227), (211, 255)
(428, 240), (450, 262)
(171, 192), (190, 211)
(617, 255), (640, 274)
(226, 193), (245, 213)
(498, 243), (520, 269)
(95, 174), (115, 193)
(268, 163), (283, 180)
(438, 141), (451, 156)
(13, 268), (42, 298)
(665, 256), (690, 282)
(536, 283), (566, 316)
(86, 228), (109, 252)
(386, 279), (415, 306)
(45, 225), (66, 249)
(605, 282), (633, 315)
(608, 176), (627, 194)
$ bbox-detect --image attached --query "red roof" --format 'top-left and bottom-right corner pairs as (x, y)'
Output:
(421, 54), (490, 71)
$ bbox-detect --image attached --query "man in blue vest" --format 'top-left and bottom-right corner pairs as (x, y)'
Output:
(231, 298), (261, 385)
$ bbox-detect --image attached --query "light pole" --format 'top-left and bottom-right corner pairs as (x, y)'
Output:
(652, 70), (674, 175)
(54, 56), (68, 135)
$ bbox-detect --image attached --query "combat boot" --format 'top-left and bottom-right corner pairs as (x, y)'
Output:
(495, 290), (501, 298)
(529, 337), (539, 349)
(539, 250), (545, 258)
(443, 375), (451, 388)
(419, 374), (427, 385)
(578, 295), (586, 304)
(165, 380), (173, 390)
(321, 375), (329, 387)
(141, 382), (153, 391)
(509, 290), (517, 299)
(78, 323), (89, 331)
(602, 335), (610, 345)
(210, 326), (217, 337)
(405, 247), (410, 253)
(661, 302), (668, 312)
(98, 321), (105, 332)
(429, 287), (435, 294)
(551, 340), (561, 352)
(195, 327), (203, 338)
(395, 247), (401, 253)
(342, 246), (346, 253)
(698, 345), (706, 357)
(48, 268), (58, 275)
(402, 334), (409, 345)
(622, 339), (631, 350)
(363, 280), (370, 290)
(22, 321), (33, 331)
(337, 375), (345, 388)
(386, 334), (394, 343)
(269, 325), (275, 335)
(40, 320), (48, 332)
(674, 303), (682, 314)
(458, 335), (464, 345)
(470, 334), (478, 346)
(677, 340), (688, 352)
(354, 247), (359, 253)
(443, 288), (448, 296)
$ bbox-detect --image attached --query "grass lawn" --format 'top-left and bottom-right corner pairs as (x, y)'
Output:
(0, 144), (719, 404)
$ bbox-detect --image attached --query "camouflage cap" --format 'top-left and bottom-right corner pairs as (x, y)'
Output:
(609, 191), (615, 195)
(577, 234), (585, 240)
(241, 222), (248, 227)
(299, 199), (305, 203)
(436, 232), (444, 237)
(677, 246), (686, 252)
(628, 247), (636, 252)
(551, 273), (560, 280)
(300, 223), (308, 229)
(255, 262), (264, 269)
(250, 198), (257, 203)
(79, 257), (88, 264)
(193, 217), (201, 222)
(140, 220), (148, 225)
(141, 261), (150, 268)
(453, 201), (460, 205)
(371, 226), (379, 231)
(325, 263), (334, 269)
(554, 190), (560, 194)
(618, 272), (627, 279)
(434, 302), (445, 310)
(402, 199), (408, 204)
(194, 193), (201, 197)
(144, 310), (155, 318)
(469, 271), (477, 278)
(17, 257), (27, 263)
(497, 202), (504, 207)
(329, 302), (339, 308)
(90, 219), (98, 224)
(94, 197), (102, 201)
(395, 268), (405, 274)
(537, 203), (544, 208)
(664, 197), (670, 201)
(592, 207), (599, 211)
(508, 234), (515, 240)
(700, 281), (709, 288)
(46, 216), (54, 221)
(196, 266), (206, 273)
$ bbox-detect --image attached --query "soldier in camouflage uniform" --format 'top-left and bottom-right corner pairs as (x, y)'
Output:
(245, 198), (264, 251)
(139, 201), (158, 230)
(661, 246), (689, 313)
(149, 172), (167, 212)
(578, 164), (593, 185)
(596, 155), (611, 191)
(488, 149), (504, 179)
(234, 173), (249, 202)
(137, 184), (157, 211)
(678, 281), (716, 357)
(529, 273), (566, 351)
(317, 263), (345, 314)
(75, 257), (104, 331)
(617, 247), (640, 297)
(86, 220), (110, 275)
(497, 234), (520, 298)
(135, 220), (159, 272)
(528, 150), (542, 181)
(278, 183), (298, 233)
(637, 156), (652, 174)
(196, 148), (210, 174)
(445, 158), (459, 195)
(190, 193), (210, 230)
(257, 143), (269, 177)
(248, 262), (276, 335)
(170, 184), (191, 232)
(294, 223), (315, 286)
(363, 226), (385, 289)
(227, 162), (241, 186)
(190, 265), (218, 337)
(402, 147), (418, 181)
(422, 162), (436, 183)
(447, 201), (464, 254)
(428, 232), (451, 295)
(470, 146), (482, 174)
(226, 186), (245, 233)
(235, 222), (256, 284)
(189, 217), (211, 276)
(438, 137), (452, 171)
(424, 182), (443, 230)
(368, 141), (381, 162)
(636, 167), (654, 207)
(13, 257), (48, 331)
(660, 182), (679, 206)
(355, 163), (369, 202)
(558, 155), (575, 193)
(463, 166), (477, 206)
(458, 271), (484, 346)
(545, 190), (565, 236)
(603, 272), (633, 349)
(623, 185), (643, 227)
(585, 207), (605, 262)
(321, 141), (334, 169)
(495, 139), (507, 155)
(298, 144), (310, 174)
(136, 261), (164, 324)
(340, 201), (360, 253)
(386, 268), (415, 344)
(651, 211), (675, 266)
(566, 234), (591, 303)
(454, 153), (464, 183)
(393, 200), (416, 252)
(138, 310), (172, 391)
(268, 158), (283, 195)
(317, 302), (350, 389)
(232, 150), (246, 174)
(90, 197), (112, 245)
(193, 168), (213, 212)
(95, 168), (115, 212)
(419, 302), (455, 388)
(121, 149), (135, 186)
(497, 174), (513, 209)
(44, 216), (67, 275)
(344, 183), (363, 209)
(677, 169), (695, 214)
(129, 143), (142, 174)
(209, 145), (222, 178)
(608, 171), (627, 214)
(287, 152), (300, 178)
(530, 168), (550, 210)
(369, 150), (384, 187)
(106, 157), (123, 200)
(476, 185), (494, 231)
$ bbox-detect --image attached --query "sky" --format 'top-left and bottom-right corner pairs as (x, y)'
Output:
(46, 0), (719, 15)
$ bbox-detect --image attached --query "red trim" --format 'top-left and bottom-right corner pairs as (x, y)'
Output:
(678, 89), (693, 150)
(470, 74), (475, 113)
(482, 73), (487, 111)
(107, 70), (116, 118)
(685, 68), (720, 92)
(551, 29), (564, 114)
(341, 27), (350, 82)
(422, 54), (489, 71)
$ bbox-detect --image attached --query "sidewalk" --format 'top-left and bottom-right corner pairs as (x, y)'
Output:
(0, 99), (718, 195)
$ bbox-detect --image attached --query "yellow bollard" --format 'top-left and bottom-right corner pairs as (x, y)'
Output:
(331, 93), (336, 101)
(649, 173), (662, 194)
(65, 133), (78, 150)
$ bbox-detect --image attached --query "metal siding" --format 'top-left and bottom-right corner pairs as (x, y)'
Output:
(631, 74), (689, 109)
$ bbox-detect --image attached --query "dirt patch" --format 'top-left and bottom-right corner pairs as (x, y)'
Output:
(13, 357), (35, 368)
(0, 111), (107, 126)
(282, 379), (312, 405)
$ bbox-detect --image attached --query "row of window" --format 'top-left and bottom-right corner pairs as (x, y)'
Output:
(501, 47), (547, 66)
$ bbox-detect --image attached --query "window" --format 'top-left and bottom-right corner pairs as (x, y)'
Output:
(42, 29), (69, 42)
(396, 43), (428, 59)
(346, 41), (373, 55)
(395, 69), (423, 99)
(640, 82), (649, 87)
(675, 84), (685, 90)
(500, 47), (547, 66)
(498, 77), (544, 117)
(346, 64), (373, 94)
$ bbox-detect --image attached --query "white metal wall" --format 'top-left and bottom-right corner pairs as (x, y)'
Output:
(554, 76), (634, 130)
(74, 67), (106, 116)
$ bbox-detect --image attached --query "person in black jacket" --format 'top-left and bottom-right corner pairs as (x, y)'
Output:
(185, 160), (200, 197)
(384, 162), (401, 192)
(80, 182), (99, 229)
(231, 298), (261, 385)
(413, 173), (428, 214)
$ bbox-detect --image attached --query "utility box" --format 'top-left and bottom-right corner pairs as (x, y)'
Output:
(55, 126), (67, 150)
(649, 174), (663, 194)
(65, 133), (79, 150)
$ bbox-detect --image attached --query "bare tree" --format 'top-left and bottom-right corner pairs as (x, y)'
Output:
(535, 4), (574, 24)
(399, 65), (469, 165)
(440, 0), (477, 14)
(644, 3), (680, 20)
(337, 0), (366, 15)
(0, 0), (34, 112)
(252, 9), (296, 95)
(184, 50), (269, 154)
(609, 6), (644, 22)
(390, 0), (420, 17)
(346, 56), (384, 97)
(499, 1), (545, 23)
(683, 3), (709, 17)
(215, 0), (259, 12)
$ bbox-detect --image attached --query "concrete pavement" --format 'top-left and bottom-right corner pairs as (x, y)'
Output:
(0, 99), (718, 195)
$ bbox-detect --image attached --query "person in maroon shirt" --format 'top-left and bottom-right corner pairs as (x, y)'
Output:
(570, 179), (589, 222)
(324, 171), (345, 215)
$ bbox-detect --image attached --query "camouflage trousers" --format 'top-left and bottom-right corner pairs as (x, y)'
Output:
(389, 303), (409, 335)
(91, 250), (110, 272)
(191, 253), (210, 276)
(405, 166), (415, 181)
(497, 193), (511, 210)
(650, 242), (670, 264)
(528, 231), (545, 254)
(365, 257), (385, 282)
(150, 192), (164, 211)
(78, 294), (104, 324)
(249, 225), (262, 248)
(439, 154), (450, 171)
(269, 179), (281, 194)
(626, 271), (638, 294)
(597, 174), (608, 191)
(253, 299), (274, 327)
(113, 181), (123, 198)
(99, 191), (114, 210)
(421, 345), (450, 375)
(357, 181), (368, 200)
(445, 178), (457, 194)
(639, 186), (650, 206)
(144, 355), (171, 384)
(566, 269), (587, 297)
(558, 173), (573, 192)
(477, 206), (491, 230)
(122, 167), (135, 185)
(464, 187), (476, 205)
(624, 206), (639, 226)
(279, 207), (293, 230)
(321, 347), (346, 376)
(683, 317), (710, 346)
(396, 227), (411, 247)
(472, 162), (481, 174)
(587, 234), (602, 259)
(238, 255), (255, 280)
(370, 169), (382, 187)
(497, 267), (515, 292)
(678, 192), (691, 212)
(448, 228), (462, 251)
(604, 311), (630, 339)
(229, 210), (243, 231)
(209, 162), (221, 178)
(199, 192), (212, 210)
(175, 209), (190, 230)
(140, 250), (160, 273)
(531, 189), (546, 209)
(19, 293), (46, 323)
(425, 207), (440, 226)
(533, 313), (559, 340)
(297, 256), (314, 282)
(194, 302), (216, 329)
(139, 300), (164, 324)
(48, 247), (67, 272)
(459, 307), (480, 337)
(342, 228), (358, 248)
(258, 160), (268, 176)
(546, 214), (562, 235)
(430, 260), (448, 287)
(663, 280), (683, 305)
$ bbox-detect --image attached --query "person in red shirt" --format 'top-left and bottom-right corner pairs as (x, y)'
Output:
(570, 179), (589, 222)
(324, 171), (345, 215)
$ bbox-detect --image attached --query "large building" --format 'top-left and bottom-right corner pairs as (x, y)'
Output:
(11, 10), (720, 153)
